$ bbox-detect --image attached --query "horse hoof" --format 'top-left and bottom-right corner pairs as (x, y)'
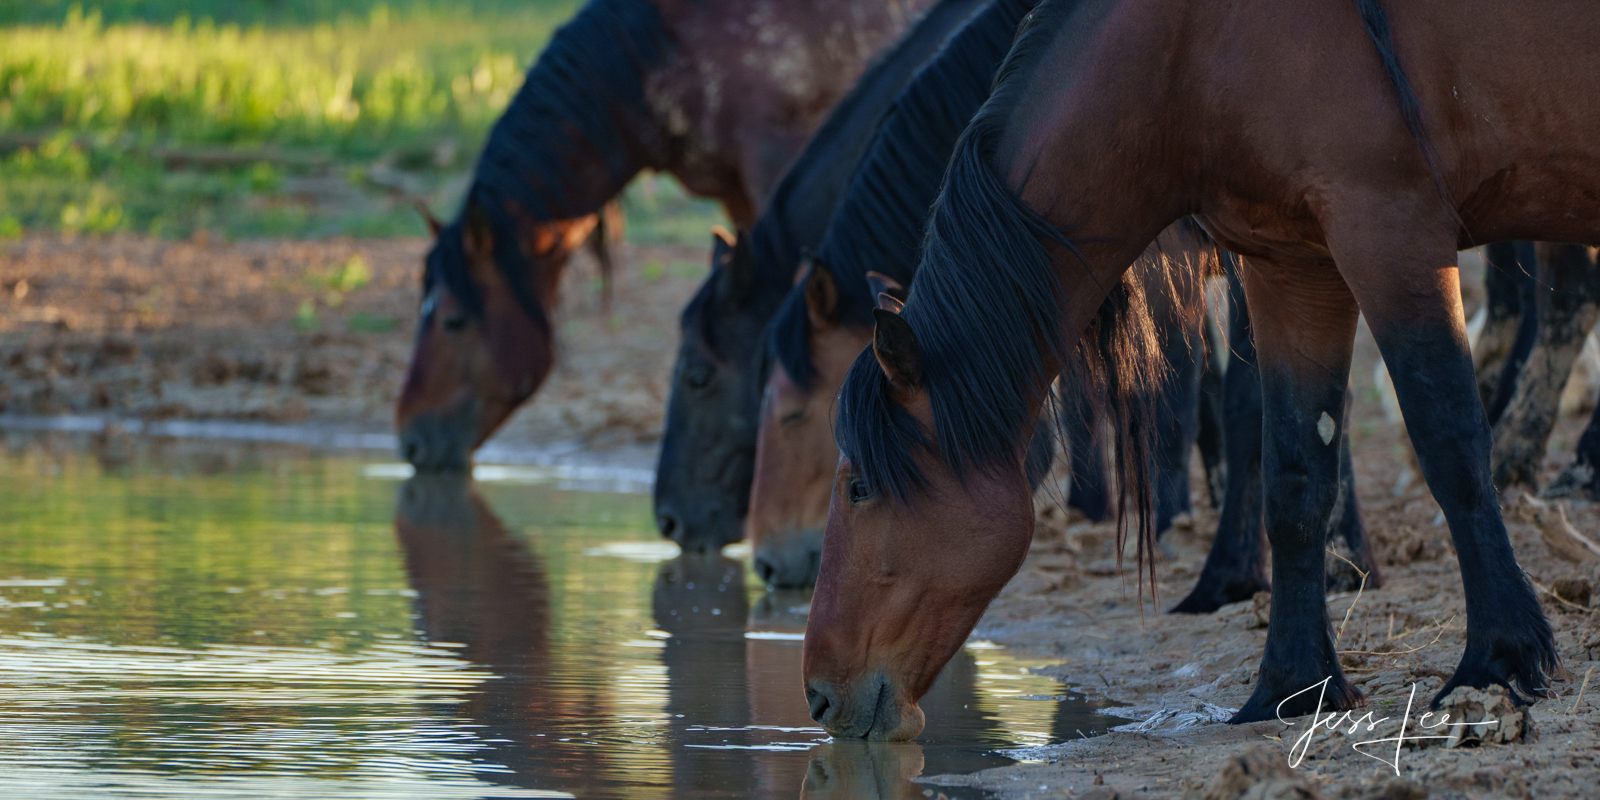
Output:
(1229, 672), (1364, 724)
(1169, 575), (1266, 615)
(1430, 628), (1561, 709)
(1540, 463), (1600, 501)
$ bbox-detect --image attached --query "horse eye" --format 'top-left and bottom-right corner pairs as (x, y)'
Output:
(846, 479), (873, 504)
(441, 314), (468, 333)
(687, 370), (712, 390)
(779, 408), (805, 426)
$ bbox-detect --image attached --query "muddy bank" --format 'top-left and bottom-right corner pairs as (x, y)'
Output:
(938, 331), (1600, 798)
(0, 231), (705, 453)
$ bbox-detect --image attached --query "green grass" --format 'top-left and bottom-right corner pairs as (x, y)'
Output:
(0, 2), (727, 242)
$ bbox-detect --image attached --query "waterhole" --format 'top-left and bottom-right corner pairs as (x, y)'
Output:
(0, 432), (1115, 799)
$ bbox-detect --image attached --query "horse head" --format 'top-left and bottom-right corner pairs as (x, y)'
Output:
(748, 264), (907, 588)
(653, 228), (768, 552)
(395, 199), (593, 471)
(801, 305), (1037, 740)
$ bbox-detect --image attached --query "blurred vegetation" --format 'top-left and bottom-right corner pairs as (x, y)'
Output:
(0, 2), (725, 242)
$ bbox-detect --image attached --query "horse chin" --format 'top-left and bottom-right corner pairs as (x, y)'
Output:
(870, 699), (925, 742)
(752, 525), (823, 588)
(398, 396), (482, 473)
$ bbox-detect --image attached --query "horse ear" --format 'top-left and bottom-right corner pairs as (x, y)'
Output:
(461, 202), (494, 264)
(712, 228), (755, 303)
(711, 224), (736, 252)
(803, 257), (839, 325)
(414, 199), (442, 237)
(876, 291), (905, 314)
(872, 308), (923, 389)
(865, 271), (906, 303)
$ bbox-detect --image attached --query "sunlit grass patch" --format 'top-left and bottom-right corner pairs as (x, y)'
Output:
(0, 2), (727, 242)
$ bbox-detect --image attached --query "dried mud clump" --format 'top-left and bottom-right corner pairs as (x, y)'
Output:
(1416, 686), (1536, 748)
(1198, 745), (1322, 800)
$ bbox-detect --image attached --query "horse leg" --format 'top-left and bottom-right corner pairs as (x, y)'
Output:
(1060, 397), (1110, 522)
(1325, 391), (1381, 591)
(1172, 265), (1267, 613)
(1152, 313), (1203, 535)
(1336, 224), (1557, 709)
(1196, 298), (1228, 508)
(1491, 244), (1600, 490)
(1476, 242), (1537, 420)
(1229, 255), (1362, 723)
(1546, 391), (1600, 499)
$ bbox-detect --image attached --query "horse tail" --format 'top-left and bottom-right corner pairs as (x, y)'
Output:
(1354, 0), (1457, 216)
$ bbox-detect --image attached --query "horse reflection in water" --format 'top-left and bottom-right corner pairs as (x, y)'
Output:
(653, 555), (1046, 798)
(652, 554), (775, 796)
(392, 477), (604, 795)
(801, 742), (925, 800)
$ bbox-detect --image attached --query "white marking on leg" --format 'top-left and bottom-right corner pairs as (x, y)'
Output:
(1318, 412), (1336, 445)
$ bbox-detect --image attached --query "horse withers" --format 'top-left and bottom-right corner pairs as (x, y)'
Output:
(395, 0), (938, 472)
(806, 0), (1580, 739)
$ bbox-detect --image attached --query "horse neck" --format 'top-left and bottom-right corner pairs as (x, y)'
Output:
(469, 0), (674, 228)
(997, 0), (1194, 343)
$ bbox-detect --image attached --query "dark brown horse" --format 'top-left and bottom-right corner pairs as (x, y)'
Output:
(805, 0), (1579, 739)
(653, 0), (987, 551)
(395, 0), (937, 471)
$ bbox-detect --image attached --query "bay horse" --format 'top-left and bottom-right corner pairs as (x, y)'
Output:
(654, 0), (990, 551)
(804, 0), (1574, 739)
(747, 0), (1048, 588)
(395, 0), (938, 471)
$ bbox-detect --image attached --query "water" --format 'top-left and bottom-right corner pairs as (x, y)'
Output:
(0, 433), (1115, 799)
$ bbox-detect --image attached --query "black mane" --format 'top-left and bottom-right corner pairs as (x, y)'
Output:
(834, 0), (1189, 567)
(769, 0), (1037, 391)
(424, 0), (672, 321)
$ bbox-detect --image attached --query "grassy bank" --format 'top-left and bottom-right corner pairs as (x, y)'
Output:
(0, 2), (725, 242)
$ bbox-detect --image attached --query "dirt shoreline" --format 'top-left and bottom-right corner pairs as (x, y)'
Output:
(4, 233), (1598, 797)
(0, 232), (705, 455)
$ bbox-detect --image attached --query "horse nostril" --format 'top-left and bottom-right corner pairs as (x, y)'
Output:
(806, 683), (833, 725)
(402, 440), (423, 466)
(753, 556), (776, 585)
(658, 513), (681, 542)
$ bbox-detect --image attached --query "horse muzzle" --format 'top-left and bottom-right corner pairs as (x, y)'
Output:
(653, 497), (745, 553)
(752, 526), (823, 588)
(398, 402), (480, 473)
(805, 674), (925, 741)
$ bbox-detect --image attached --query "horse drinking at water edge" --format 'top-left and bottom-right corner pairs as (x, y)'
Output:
(394, 0), (937, 472)
(804, 0), (1576, 739)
